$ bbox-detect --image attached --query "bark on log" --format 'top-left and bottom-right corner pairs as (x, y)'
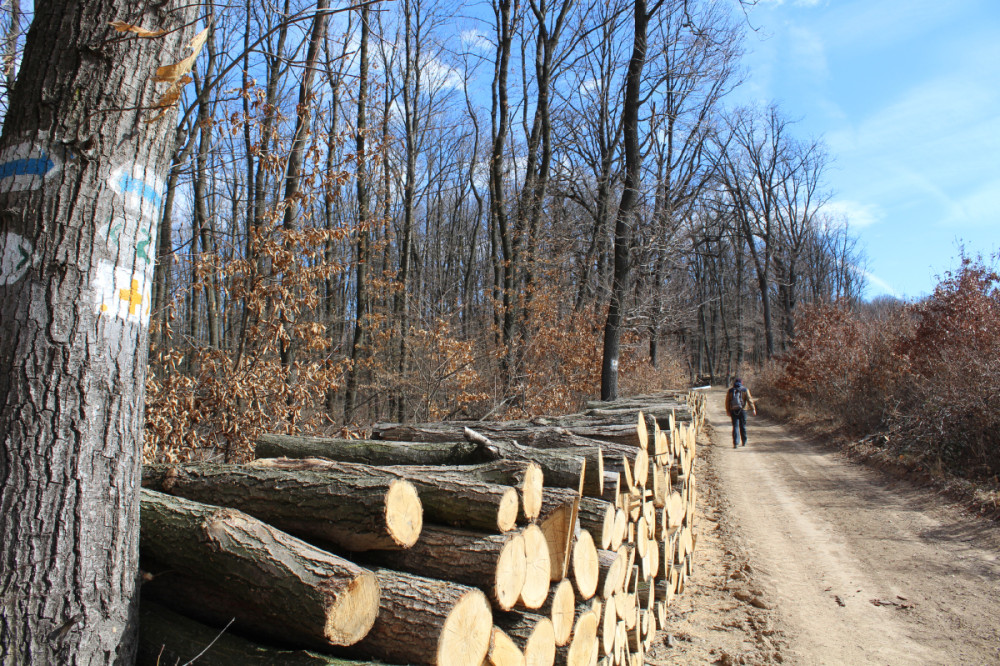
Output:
(577, 498), (615, 550)
(251, 457), (519, 534)
(493, 612), (557, 666)
(462, 429), (587, 494)
(345, 568), (493, 666)
(363, 525), (526, 611)
(256, 433), (497, 466)
(542, 446), (603, 497)
(139, 490), (379, 648)
(597, 548), (626, 601)
(143, 463), (422, 551)
(137, 601), (373, 666)
(382, 460), (543, 524)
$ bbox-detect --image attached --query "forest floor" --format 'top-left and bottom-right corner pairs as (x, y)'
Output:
(646, 390), (1000, 665)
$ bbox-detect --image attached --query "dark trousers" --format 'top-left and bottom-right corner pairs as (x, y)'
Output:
(731, 409), (747, 447)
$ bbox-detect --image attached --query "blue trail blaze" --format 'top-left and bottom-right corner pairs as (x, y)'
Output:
(0, 156), (55, 181)
(118, 173), (162, 210)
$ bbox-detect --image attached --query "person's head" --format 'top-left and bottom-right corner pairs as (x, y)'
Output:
(733, 378), (742, 388)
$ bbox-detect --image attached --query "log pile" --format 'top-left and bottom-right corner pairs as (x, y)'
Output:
(137, 391), (707, 666)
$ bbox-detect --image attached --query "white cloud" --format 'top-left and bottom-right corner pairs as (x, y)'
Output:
(939, 178), (1000, 228)
(856, 266), (901, 299)
(460, 28), (493, 53)
(824, 200), (884, 229)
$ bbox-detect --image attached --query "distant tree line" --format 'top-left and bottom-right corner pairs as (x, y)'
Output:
(0, 0), (864, 462)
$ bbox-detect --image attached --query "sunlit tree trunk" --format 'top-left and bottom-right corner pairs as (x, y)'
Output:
(0, 2), (196, 661)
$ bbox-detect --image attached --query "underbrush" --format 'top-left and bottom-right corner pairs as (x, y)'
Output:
(753, 256), (1000, 517)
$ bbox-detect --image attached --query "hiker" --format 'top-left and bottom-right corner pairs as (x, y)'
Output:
(725, 378), (756, 448)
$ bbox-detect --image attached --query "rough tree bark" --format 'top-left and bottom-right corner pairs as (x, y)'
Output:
(600, 0), (658, 401)
(0, 2), (197, 662)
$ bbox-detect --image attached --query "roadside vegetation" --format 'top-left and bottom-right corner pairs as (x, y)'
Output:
(754, 255), (1000, 513)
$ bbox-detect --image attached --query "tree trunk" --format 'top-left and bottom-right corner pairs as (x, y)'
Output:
(142, 463), (422, 551)
(0, 4), (197, 661)
(139, 490), (379, 648)
(343, 3), (371, 424)
(601, 0), (653, 401)
(554, 609), (599, 666)
(343, 568), (493, 666)
(577, 498), (616, 550)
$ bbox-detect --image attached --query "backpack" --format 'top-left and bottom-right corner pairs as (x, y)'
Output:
(728, 387), (745, 413)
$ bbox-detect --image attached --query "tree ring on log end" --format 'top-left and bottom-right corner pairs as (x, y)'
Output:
(438, 589), (492, 666)
(498, 487), (519, 532)
(549, 579), (575, 647)
(572, 530), (599, 600)
(521, 464), (544, 521)
(496, 532), (528, 610)
(524, 616), (555, 666)
(323, 568), (380, 645)
(519, 524), (551, 609)
(386, 479), (423, 548)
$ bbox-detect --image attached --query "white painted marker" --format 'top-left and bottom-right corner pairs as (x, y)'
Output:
(0, 231), (34, 285)
(108, 164), (164, 221)
(92, 259), (152, 326)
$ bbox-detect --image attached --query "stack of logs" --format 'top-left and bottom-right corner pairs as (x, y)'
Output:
(138, 391), (707, 666)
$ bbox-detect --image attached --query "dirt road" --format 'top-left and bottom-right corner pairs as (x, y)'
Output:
(701, 390), (1000, 664)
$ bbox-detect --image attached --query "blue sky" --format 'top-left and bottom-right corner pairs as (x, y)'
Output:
(736, 0), (1000, 300)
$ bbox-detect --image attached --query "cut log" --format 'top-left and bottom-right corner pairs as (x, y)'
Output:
(537, 579), (575, 647)
(494, 612), (557, 666)
(139, 489), (379, 648)
(538, 488), (580, 581)
(599, 598), (616, 657)
(143, 463), (421, 551)
(137, 601), (373, 666)
(488, 627), (527, 666)
(346, 568), (493, 666)
(554, 609), (599, 666)
(256, 433), (497, 466)
(439, 428), (589, 499)
(577, 498), (615, 550)
(251, 457), (518, 534)
(520, 524), (552, 609)
(363, 525), (526, 611)
(570, 530), (599, 601)
(597, 547), (626, 600)
(610, 509), (627, 552)
(543, 446), (603, 497)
